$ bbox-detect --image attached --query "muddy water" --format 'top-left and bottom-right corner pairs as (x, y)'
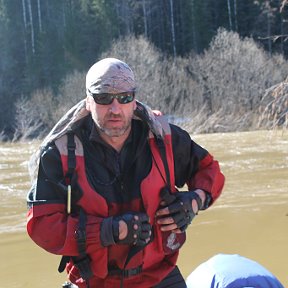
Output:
(0, 131), (287, 287)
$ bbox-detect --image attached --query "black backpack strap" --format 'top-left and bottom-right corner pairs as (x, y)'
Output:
(58, 132), (77, 274)
(72, 208), (93, 281)
(65, 132), (76, 215)
(58, 209), (93, 281)
(155, 136), (171, 190)
(58, 132), (93, 283)
(58, 256), (70, 273)
(65, 132), (76, 184)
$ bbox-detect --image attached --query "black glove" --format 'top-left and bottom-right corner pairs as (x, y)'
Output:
(159, 188), (202, 232)
(113, 212), (152, 246)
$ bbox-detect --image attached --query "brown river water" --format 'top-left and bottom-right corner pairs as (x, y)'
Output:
(0, 130), (287, 288)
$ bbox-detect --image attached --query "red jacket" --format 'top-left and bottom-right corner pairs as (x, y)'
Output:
(27, 116), (224, 288)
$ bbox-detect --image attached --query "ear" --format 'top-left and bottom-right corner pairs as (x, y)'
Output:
(86, 97), (91, 111)
(133, 100), (137, 111)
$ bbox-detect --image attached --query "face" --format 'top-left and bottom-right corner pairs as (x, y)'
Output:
(86, 95), (136, 138)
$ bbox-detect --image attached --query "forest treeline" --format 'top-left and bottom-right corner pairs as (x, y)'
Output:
(8, 29), (288, 142)
(0, 0), (288, 140)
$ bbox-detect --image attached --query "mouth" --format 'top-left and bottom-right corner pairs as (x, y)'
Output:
(107, 113), (122, 120)
(107, 118), (122, 122)
(106, 117), (123, 127)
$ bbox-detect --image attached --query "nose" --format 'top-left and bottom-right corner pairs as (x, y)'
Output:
(109, 98), (121, 114)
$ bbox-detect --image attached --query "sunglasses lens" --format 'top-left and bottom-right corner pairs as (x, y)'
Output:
(93, 94), (113, 105)
(118, 94), (134, 104)
(91, 92), (134, 105)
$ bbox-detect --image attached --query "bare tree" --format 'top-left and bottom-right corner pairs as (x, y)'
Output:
(37, 0), (42, 33)
(233, 0), (238, 31)
(101, 35), (162, 106)
(191, 0), (198, 52)
(185, 28), (288, 132)
(23, 32), (288, 138)
(266, 1), (273, 56)
(258, 79), (288, 129)
(27, 0), (35, 54)
(169, 0), (176, 57)
(191, 29), (288, 114)
(0, 130), (8, 142)
(227, 0), (233, 30)
(13, 97), (43, 141)
(142, 0), (148, 37)
(21, 0), (28, 62)
(54, 71), (86, 122)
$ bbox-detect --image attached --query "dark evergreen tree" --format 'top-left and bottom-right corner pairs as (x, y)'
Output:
(0, 0), (288, 137)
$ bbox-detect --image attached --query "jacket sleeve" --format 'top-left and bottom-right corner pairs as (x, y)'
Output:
(171, 124), (225, 206)
(26, 144), (104, 257)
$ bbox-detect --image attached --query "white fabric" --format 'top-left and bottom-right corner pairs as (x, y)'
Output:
(186, 254), (284, 288)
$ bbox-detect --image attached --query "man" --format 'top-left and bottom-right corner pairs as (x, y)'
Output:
(186, 253), (285, 288)
(27, 58), (225, 288)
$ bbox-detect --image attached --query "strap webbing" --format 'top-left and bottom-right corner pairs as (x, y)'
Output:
(155, 136), (171, 189)
(75, 209), (87, 256)
(58, 132), (93, 284)
(58, 256), (70, 273)
(66, 132), (76, 183)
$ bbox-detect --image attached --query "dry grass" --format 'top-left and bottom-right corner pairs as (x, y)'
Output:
(258, 79), (288, 130)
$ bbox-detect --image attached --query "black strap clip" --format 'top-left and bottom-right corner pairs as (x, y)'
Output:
(58, 256), (70, 273)
(108, 265), (143, 278)
(73, 255), (93, 280)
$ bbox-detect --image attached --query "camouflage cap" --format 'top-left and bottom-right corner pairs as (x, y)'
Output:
(86, 58), (136, 95)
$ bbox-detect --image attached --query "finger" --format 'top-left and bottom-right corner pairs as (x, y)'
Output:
(172, 228), (183, 234)
(157, 216), (174, 225)
(159, 223), (178, 232)
(155, 207), (170, 217)
(160, 200), (166, 206)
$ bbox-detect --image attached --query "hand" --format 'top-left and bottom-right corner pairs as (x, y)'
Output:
(156, 188), (202, 233)
(152, 109), (162, 116)
(113, 213), (152, 246)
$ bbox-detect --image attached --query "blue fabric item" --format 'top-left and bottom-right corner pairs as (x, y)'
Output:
(186, 254), (284, 288)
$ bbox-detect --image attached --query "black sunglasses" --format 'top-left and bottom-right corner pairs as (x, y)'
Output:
(87, 90), (135, 105)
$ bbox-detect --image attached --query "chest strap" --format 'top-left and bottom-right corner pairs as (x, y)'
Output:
(108, 265), (143, 278)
